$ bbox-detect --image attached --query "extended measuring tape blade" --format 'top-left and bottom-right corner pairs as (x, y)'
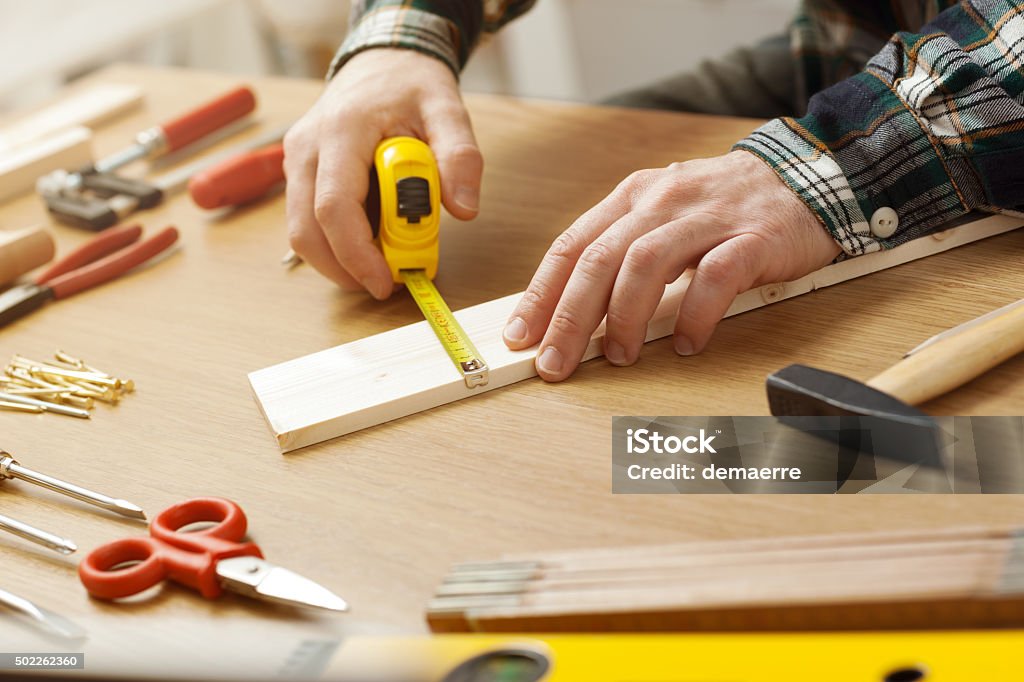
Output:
(401, 269), (489, 389)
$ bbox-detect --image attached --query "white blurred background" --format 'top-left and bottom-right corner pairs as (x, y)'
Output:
(0, 0), (797, 112)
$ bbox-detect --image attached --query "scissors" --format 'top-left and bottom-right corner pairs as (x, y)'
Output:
(0, 223), (177, 328)
(78, 497), (348, 612)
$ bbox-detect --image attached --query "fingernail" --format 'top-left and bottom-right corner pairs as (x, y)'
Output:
(538, 346), (563, 375)
(605, 341), (627, 366)
(674, 336), (694, 356)
(455, 187), (479, 212)
(503, 317), (528, 344)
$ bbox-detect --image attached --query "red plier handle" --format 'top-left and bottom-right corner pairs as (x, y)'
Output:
(35, 224), (179, 299)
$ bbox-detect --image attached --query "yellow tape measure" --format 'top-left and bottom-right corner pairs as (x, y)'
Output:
(374, 137), (489, 389)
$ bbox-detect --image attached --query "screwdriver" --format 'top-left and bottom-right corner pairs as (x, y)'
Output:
(0, 512), (77, 554)
(188, 141), (285, 209)
(0, 453), (145, 520)
(0, 586), (87, 639)
(37, 86), (257, 197)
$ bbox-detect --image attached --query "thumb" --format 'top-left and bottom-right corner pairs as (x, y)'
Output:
(424, 105), (484, 220)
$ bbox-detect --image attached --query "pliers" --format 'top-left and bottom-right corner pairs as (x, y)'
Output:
(0, 223), (178, 328)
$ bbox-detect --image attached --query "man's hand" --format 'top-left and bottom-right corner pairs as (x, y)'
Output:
(284, 49), (483, 299)
(502, 150), (842, 381)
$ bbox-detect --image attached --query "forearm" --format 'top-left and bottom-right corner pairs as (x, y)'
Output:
(329, 0), (537, 79)
(737, 0), (1024, 257)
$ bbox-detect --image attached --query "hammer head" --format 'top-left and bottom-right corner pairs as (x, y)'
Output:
(766, 364), (944, 469)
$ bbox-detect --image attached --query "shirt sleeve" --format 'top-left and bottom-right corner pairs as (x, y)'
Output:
(735, 0), (1024, 257)
(327, 0), (537, 80)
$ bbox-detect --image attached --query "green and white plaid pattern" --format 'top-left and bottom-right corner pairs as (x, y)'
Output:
(329, 0), (536, 78)
(737, 1), (1024, 255)
(334, 1), (1024, 256)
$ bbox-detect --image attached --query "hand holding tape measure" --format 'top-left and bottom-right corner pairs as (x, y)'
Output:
(371, 137), (489, 388)
(278, 134), (488, 387)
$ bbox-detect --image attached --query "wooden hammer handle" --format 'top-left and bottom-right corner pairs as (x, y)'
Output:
(0, 226), (54, 286)
(867, 301), (1024, 405)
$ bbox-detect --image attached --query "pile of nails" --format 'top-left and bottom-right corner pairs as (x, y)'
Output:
(0, 350), (134, 418)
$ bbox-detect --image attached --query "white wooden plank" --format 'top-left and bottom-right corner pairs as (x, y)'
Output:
(250, 213), (1023, 452)
(0, 84), (143, 154)
(0, 126), (93, 203)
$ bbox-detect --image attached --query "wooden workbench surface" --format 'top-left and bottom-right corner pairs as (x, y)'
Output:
(2, 65), (1023, 645)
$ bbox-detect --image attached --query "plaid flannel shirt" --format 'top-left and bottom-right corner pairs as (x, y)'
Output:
(332, 1), (1024, 257)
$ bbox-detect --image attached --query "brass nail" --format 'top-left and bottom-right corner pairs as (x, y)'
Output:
(31, 366), (120, 389)
(61, 395), (94, 410)
(0, 401), (44, 413)
(53, 350), (85, 368)
(4, 387), (66, 397)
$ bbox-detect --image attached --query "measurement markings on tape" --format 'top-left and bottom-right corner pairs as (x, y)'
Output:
(401, 269), (489, 389)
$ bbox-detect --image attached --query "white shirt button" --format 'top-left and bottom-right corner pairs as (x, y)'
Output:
(869, 207), (899, 238)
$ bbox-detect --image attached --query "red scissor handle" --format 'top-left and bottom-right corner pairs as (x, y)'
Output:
(79, 497), (262, 601)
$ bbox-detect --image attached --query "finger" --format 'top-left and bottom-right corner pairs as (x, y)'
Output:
(503, 190), (639, 352)
(314, 136), (395, 299)
(284, 147), (361, 289)
(674, 233), (767, 356)
(423, 101), (483, 220)
(604, 215), (728, 365)
(533, 210), (663, 382)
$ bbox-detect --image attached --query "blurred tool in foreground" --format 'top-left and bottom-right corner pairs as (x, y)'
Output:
(1, 451), (145, 520)
(36, 87), (259, 230)
(0, 223), (178, 330)
(80, 497), (347, 612)
(0, 227), (54, 287)
(188, 141), (285, 209)
(0, 586), (86, 640)
(0, 349), (136, 417)
(429, 526), (1024, 631)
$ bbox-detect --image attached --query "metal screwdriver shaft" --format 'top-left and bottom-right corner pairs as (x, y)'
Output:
(0, 513), (77, 554)
(0, 453), (145, 520)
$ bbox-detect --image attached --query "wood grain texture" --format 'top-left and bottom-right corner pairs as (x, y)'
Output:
(252, 214), (1022, 451)
(1, 66), (1024, 651)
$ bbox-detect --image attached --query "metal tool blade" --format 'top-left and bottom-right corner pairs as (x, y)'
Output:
(0, 587), (86, 640)
(0, 513), (77, 554)
(216, 556), (348, 612)
(1, 455), (145, 519)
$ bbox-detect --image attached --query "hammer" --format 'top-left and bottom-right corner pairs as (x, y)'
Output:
(766, 299), (1024, 468)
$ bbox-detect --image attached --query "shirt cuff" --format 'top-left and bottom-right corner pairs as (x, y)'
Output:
(734, 72), (978, 257)
(327, 6), (460, 80)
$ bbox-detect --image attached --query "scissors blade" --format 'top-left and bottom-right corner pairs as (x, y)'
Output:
(216, 556), (348, 612)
